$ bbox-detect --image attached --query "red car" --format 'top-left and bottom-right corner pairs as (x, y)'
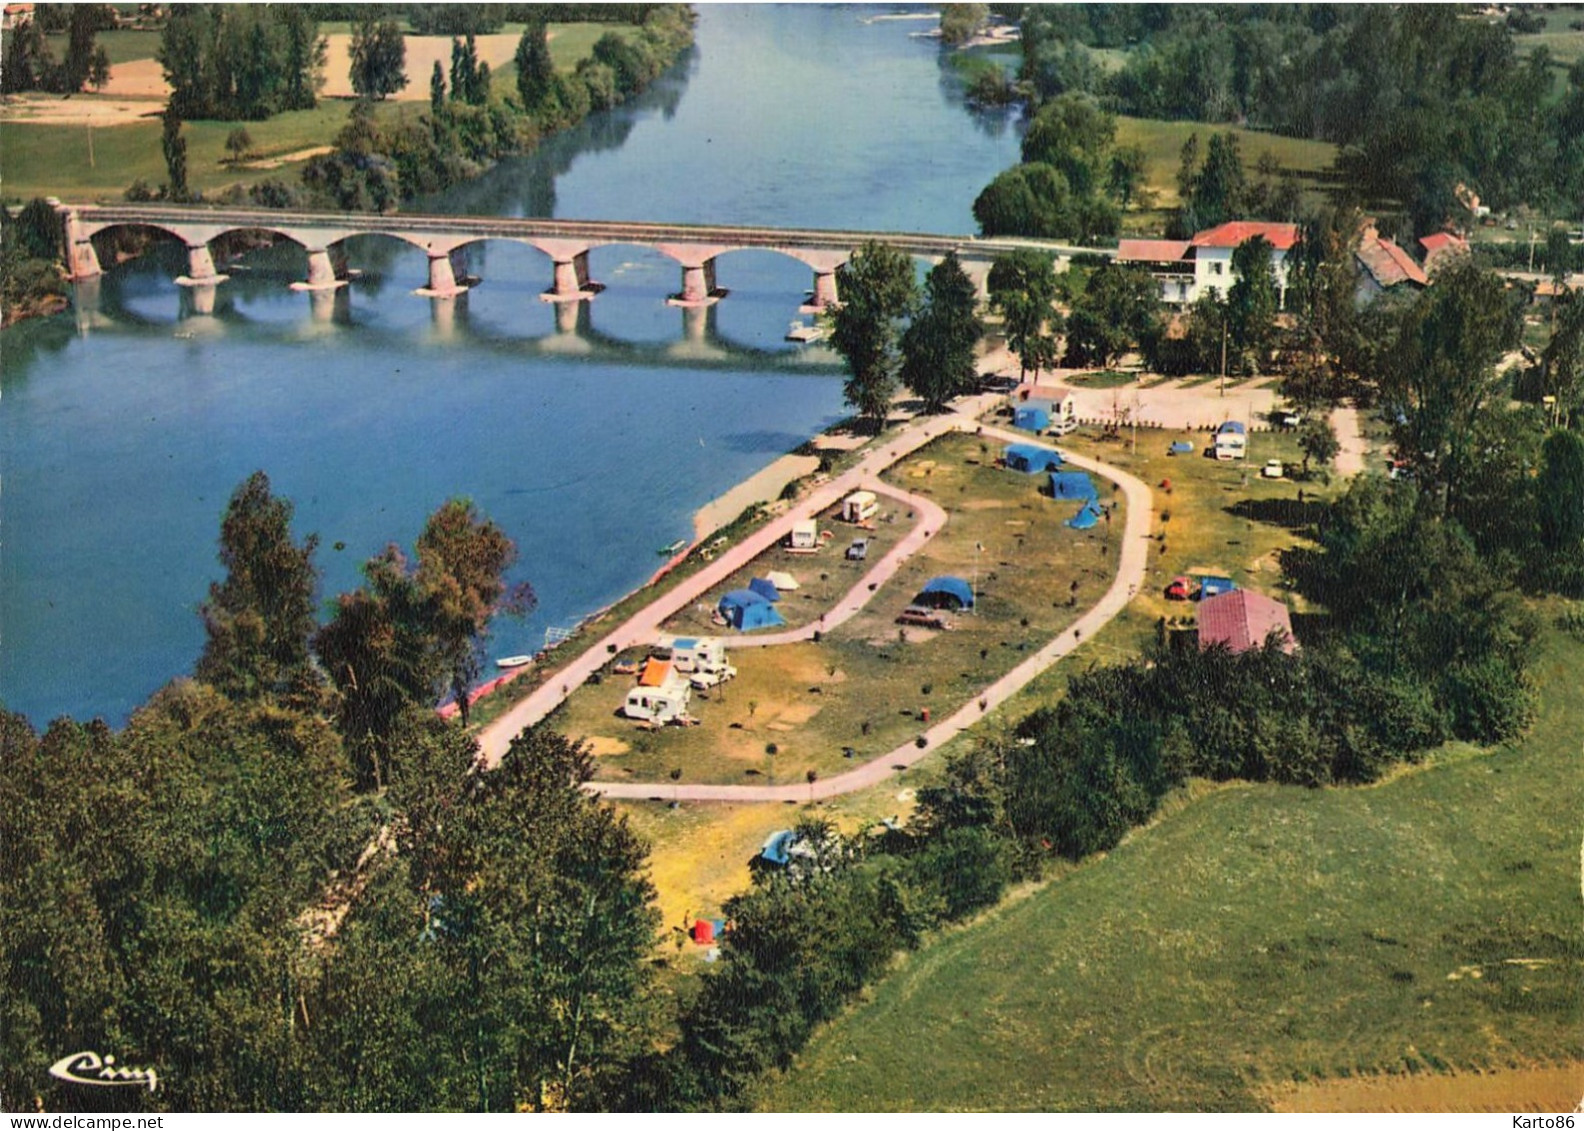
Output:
(1165, 576), (1194, 600)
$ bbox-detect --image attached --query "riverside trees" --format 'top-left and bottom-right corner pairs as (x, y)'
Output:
(0, 473), (662, 1112)
(160, 5), (326, 120)
(900, 252), (984, 412)
(988, 248), (1061, 382)
(830, 241), (918, 431)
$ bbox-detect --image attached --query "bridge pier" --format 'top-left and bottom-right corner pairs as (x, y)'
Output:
(801, 269), (840, 314)
(541, 251), (603, 303)
(414, 250), (471, 298)
(68, 236), (103, 281)
(290, 248), (349, 292)
(667, 258), (727, 308)
(175, 243), (229, 288)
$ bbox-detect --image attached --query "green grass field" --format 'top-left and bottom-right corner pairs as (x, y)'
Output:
(43, 27), (163, 66)
(0, 101), (391, 203)
(1511, 4), (1584, 67)
(758, 617), (1584, 1111)
(1115, 116), (1339, 232)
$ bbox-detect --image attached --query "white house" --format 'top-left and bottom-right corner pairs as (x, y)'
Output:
(1117, 221), (1299, 309)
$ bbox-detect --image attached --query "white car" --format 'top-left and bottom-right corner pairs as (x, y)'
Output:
(690, 664), (738, 690)
(1261, 459), (1285, 479)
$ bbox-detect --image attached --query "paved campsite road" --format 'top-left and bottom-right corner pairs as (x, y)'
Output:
(532, 423), (1150, 802)
(476, 396), (1005, 769)
(1331, 404), (1368, 477)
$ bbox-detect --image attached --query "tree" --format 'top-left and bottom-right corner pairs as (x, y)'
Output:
(1383, 261), (1521, 513)
(900, 252), (984, 412)
(278, 6), (326, 111)
(349, 17), (407, 102)
(987, 249), (1060, 382)
(196, 472), (320, 702)
(1227, 234), (1279, 370)
(830, 242), (918, 431)
(224, 126), (254, 164)
(514, 21), (556, 114)
(1536, 429), (1584, 557)
(1187, 131), (1247, 230)
(308, 723), (662, 1111)
(1064, 264), (1161, 369)
(939, 4), (989, 47)
(430, 59), (447, 114)
(1020, 92), (1116, 197)
(1107, 144), (1149, 209)
(161, 106), (189, 200)
(1297, 417), (1340, 478)
(414, 499), (535, 725)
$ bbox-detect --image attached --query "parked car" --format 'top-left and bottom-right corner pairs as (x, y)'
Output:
(896, 605), (953, 629)
(845, 537), (869, 561)
(1165, 576), (1194, 601)
(1262, 459), (1285, 479)
(689, 664), (738, 690)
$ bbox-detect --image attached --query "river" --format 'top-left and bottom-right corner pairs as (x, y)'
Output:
(0, 5), (1022, 726)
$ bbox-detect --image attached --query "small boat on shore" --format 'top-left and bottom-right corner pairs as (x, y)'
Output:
(495, 655), (533, 669)
(658, 538), (687, 555)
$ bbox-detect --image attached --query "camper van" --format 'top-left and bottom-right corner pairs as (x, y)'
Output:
(622, 684), (691, 724)
(1214, 421), (1247, 461)
(787, 519), (819, 552)
(667, 636), (726, 674)
(841, 490), (878, 524)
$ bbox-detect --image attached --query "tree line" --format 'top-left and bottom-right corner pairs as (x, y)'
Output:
(0, 3), (113, 96)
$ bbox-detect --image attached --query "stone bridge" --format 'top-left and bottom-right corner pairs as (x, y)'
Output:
(59, 204), (1106, 311)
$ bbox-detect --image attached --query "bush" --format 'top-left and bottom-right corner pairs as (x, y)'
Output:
(1441, 657), (1534, 744)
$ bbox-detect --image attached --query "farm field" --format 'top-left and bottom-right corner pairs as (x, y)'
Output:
(543, 432), (1123, 789)
(0, 22), (634, 204)
(757, 621), (1584, 1111)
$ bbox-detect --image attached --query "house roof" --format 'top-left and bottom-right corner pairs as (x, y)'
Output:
(1190, 221), (1300, 251)
(1356, 234), (1429, 288)
(1117, 239), (1193, 264)
(1197, 589), (1296, 654)
(1013, 383), (1075, 403)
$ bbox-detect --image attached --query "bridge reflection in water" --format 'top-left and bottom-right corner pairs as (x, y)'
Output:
(70, 263), (844, 374)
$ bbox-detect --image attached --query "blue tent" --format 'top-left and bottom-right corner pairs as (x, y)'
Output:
(1014, 405), (1050, 431)
(1067, 500), (1103, 530)
(1169, 441), (1195, 455)
(1049, 470), (1099, 501)
(917, 575), (974, 610)
(719, 589), (786, 631)
(1197, 575), (1236, 599)
(1004, 442), (1064, 474)
(748, 577), (781, 602)
(760, 829), (797, 866)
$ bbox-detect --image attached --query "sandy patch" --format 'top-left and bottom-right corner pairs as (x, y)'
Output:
(0, 93), (164, 126)
(582, 735), (631, 757)
(319, 33), (527, 101)
(94, 57), (169, 99)
(1264, 1063), (1584, 1113)
(241, 145), (334, 170)
(772, 702), (821, 727)
(960, 498), (1014, 511)
(692, 453), (820, 540)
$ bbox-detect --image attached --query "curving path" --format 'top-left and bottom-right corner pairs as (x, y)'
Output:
(477, 400), (1155, 802)
(476, 399), (999, 769)
(591, 427), (1154, 802)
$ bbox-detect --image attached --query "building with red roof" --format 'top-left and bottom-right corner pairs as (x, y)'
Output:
(1355, 222), (1428, 305)
(1196, 589), (1296, 655)
(1419, 231), (1471, 274)
(1116, 221), (1298, 309)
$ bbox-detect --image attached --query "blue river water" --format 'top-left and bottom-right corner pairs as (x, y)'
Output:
(0, 5), (1022, 725)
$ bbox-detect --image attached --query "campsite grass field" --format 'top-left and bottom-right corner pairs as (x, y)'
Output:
(592, 414), (1333, 944)
(544, 432), (1122, 788)
(755, 618), (1584, 1112)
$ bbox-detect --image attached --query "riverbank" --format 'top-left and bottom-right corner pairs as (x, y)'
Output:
(691, 452), (820, 540)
